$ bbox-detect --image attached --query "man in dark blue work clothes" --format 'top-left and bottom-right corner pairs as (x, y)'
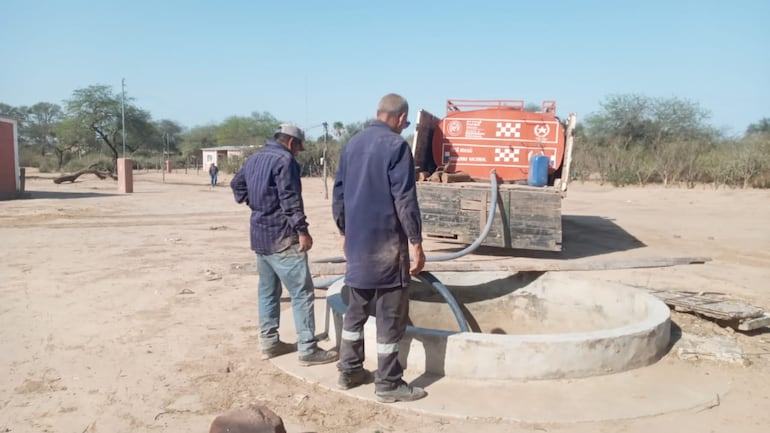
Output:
(231, 124), (338, 366)
(332, 93), (427, 403)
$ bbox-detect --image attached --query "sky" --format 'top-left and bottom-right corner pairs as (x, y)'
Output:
(1, 0), (768, 138)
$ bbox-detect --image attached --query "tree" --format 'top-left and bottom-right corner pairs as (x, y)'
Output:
(155, 119), (183, 154)
(65, 85), (155, 170)
(585, 94), (651, 151)
(215, 111), (280, 148)
(581, 94), (715, 186)
(179, 124), (217, 164)
(332, 121), (344, 137)
(582, 95), (650, 185)
(250, 111), (280, 140)
(51, 118), (95, 169)
(338, 119), (374, 144)
(647, 97), (711, 185)
(731, 133), (770, 188)
(0, 103), (27, 121)
(0, 103), (17, 117)
(217, 116), (260, 147)
(26, 102), (63, 155)
(746, 118), (770, 136)
(0, 103), (29, 144)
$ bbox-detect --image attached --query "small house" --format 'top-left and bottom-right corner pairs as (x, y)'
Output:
(201, 146), (256, 171)
(0, 116), (21, 200)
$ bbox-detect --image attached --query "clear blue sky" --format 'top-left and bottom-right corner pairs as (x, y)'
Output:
(1, 0), (768, 137)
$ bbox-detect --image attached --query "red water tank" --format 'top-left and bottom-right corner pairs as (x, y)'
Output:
(431, 100), (566, 182)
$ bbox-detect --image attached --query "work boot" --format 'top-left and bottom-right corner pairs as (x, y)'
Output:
(337, 369), (374, 390)
(260, 341), (296, 360)
(298, 348), (339, 366)
(375, 380), (427, 403)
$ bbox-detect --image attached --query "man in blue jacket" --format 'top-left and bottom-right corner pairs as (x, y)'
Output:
(231, 124), (338, 366)
(332, 93), (427, 402)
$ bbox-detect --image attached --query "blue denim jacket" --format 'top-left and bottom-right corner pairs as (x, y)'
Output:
(231, 140), (309, 254)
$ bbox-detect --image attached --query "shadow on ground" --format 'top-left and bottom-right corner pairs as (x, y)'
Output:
(432, 214), (645, 260)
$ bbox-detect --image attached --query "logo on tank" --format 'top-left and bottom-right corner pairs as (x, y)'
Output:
(533, 124), (550, 138)
(447, 120), (463, 137)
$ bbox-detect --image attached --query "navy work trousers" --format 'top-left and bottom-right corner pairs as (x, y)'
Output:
(337, 285), (409, 392)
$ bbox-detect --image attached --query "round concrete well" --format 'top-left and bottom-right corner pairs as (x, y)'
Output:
(327, 271), (671, 380)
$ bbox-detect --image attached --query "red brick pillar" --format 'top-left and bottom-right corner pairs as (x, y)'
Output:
(117, 158), (133, 193)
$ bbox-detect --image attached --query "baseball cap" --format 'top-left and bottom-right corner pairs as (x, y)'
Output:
(275, 124), (306, 142)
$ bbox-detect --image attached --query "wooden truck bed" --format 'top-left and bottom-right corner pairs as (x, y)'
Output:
(417, 182), (563, 251)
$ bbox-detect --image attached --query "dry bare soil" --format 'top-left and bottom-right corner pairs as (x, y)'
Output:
(1, 169), (769, 433)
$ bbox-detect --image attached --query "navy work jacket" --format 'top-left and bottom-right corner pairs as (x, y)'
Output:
(231, 140), (309, 254)
(332, 120), (422, 289)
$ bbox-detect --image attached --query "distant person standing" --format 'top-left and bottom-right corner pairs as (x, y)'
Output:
(209, 162), (219, 187)
(332, 93), (427, 402)
(231, 124), (338, 366)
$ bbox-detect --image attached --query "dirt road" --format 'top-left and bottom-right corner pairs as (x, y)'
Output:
(1, 170), (769, 432)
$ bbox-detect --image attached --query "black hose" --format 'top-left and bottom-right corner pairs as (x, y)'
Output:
(415, 272), (469, 332)
(426, 170), (498, 262)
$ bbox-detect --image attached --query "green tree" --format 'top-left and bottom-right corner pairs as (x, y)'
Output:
(65, 84), (155, 170)
(580, 94), (715, 186)
(216, 116), (259, 147)
(332, 121), (344, 138)
(0, 103), (27, 122)
(215, 111), (280, 148)
(647, 97), (711, 185)
(155, 119), (183, 154)
(26, 102), (63, 155)
(0, 103), (29, 144)
(51, 117), (96, 169)
(179, 124), (217, 166)
(0, 103), (17, 117)
(250, 111), (281, 140)
(338, 119), (373, 144)
(732, 133), (770, 188)
(746, 118), (770, 136)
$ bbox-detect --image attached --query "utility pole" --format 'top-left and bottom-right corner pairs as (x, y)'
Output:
(121, 78), (126, 158)
(162, 133), (167, 184)
(322, 122), (329, 200)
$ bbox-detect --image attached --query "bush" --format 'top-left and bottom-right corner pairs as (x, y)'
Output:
(219, 156), (247, 174)
(38, 158), (58, 173)
(19, 147), (47, 169)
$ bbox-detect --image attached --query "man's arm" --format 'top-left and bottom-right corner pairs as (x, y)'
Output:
(332, 150), (347, 235)
(388, 140), (423, 245)
(409, 242), (425, 275)
(275, 159), (309, 235)
(388, 140), (425, 275)
(230, 168), (248, 205)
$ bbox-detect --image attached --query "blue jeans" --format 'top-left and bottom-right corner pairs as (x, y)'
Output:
(256, 244), (317, 356)
(210, 174), (217, 186)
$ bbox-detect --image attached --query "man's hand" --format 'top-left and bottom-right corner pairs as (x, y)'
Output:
(298, 233), (313, 252)
(410, 243), (425, 275)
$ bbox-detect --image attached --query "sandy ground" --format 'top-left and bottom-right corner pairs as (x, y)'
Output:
(1, 168), (769, 433)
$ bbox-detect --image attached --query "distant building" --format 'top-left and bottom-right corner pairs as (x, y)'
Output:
(0, 116), (21, 200)
(201, 146), (256, 171)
